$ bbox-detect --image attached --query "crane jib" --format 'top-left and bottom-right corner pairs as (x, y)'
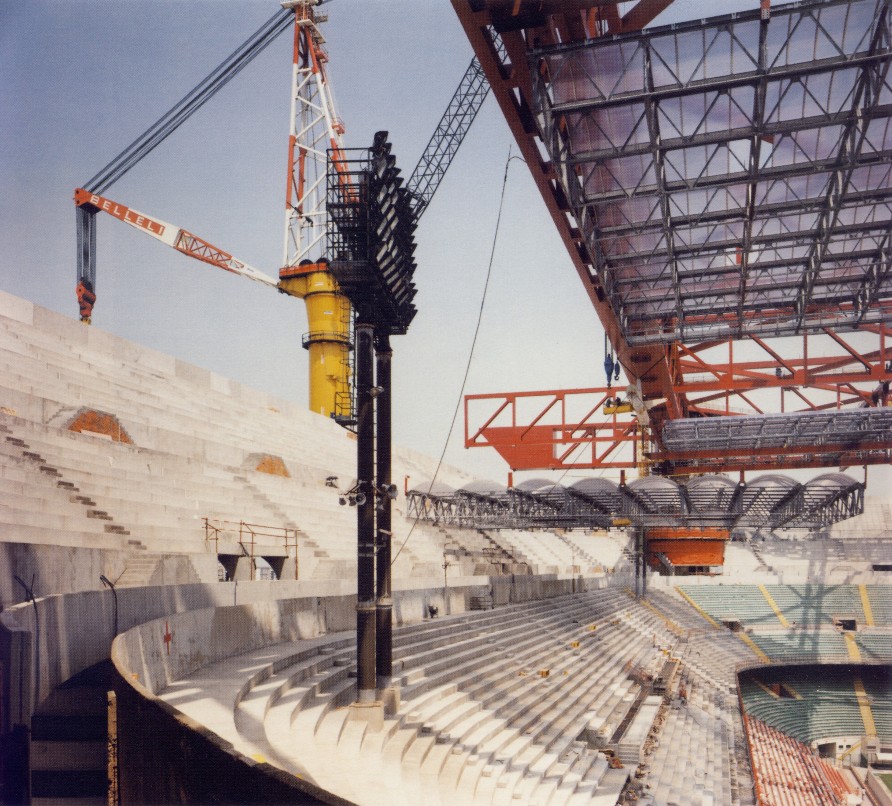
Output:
(75, 190), (170, 242)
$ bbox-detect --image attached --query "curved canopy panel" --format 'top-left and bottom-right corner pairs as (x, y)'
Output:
(738, 473), (800, 525)
(408, 480), (455, 497)
(771, 472), (864, 528)
(686, 475), (739, 516)
(514, 478), (571, 504)
(625, 476), (683, 515)
(514, 477), (562, 493)
(569, 477), (621, 511)
(460, 480), (510, 498)
(407, 471), (862, 530)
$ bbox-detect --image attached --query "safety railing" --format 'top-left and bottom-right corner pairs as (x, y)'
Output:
(203, 518), (298, 580)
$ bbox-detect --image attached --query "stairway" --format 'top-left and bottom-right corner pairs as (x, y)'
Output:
(30, 662), (112, 806)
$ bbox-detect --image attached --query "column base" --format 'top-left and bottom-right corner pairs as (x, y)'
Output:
(377, 684), (401, 717)
(348, 700), (384, 732)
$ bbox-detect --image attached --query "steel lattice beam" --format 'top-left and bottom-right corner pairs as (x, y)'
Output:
(407, 57), (491, 218)
(406, 472), (864, 531)
(531, 0), (892, 344)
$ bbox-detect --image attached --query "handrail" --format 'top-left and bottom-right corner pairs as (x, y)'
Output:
(202, 517), (299, 579)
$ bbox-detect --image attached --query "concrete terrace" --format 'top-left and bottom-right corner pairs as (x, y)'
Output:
(0, 290), (629, 606)
(118, 588), (760, 806)
(1, 289), (890, 806)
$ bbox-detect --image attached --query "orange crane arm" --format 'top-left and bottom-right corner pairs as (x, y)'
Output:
(74, 189), (279, 289)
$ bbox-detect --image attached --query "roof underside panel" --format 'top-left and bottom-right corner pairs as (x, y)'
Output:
(661, 407), (892, 453)
(532, 0), (892, 345)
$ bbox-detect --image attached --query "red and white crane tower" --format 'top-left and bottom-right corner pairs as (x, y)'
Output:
(282, 0), (345, 268)
(277, 0), (354, 422)
(74, 0), (487, 423)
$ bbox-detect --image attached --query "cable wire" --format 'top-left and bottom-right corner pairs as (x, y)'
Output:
(392, 147), (518, 566)
(84, 8), (292, 194)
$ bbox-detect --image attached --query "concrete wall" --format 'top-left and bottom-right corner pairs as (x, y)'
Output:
(112, 678), (349, 805)
(865, 769), (892, 806)
(112, 599), (354, 696)
(111, 576), (596, 696)
(0, 573), (594, 732)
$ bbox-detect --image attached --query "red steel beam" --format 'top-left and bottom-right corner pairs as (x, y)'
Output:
(450, 0), (683, 418)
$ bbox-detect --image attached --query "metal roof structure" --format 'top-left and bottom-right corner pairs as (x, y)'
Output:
(533, 0), (892, 345)
(658, 407), (892, 470)
(454, 0), (892, 476)
(406, 472), (864, 531)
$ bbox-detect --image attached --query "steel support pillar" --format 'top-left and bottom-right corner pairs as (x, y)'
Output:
(641, 527), (648, 598)
(634, 526), (646, 599)
(355, 322), (377, 702)
(375, 336), (398, 713)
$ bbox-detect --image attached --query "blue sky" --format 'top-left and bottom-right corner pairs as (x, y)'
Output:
(5, 0), (885, 495)
(1, 0), (607, 484)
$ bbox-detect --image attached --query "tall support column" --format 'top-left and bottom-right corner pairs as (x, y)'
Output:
(641, 527), (648, 599)
(375, 336), (396, 706)
(355, 322), (377, 702)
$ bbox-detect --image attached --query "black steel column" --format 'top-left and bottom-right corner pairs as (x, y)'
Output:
(641, 527), (648, 598)
(355, 322), (377, 701)
(375, 335), (393, 689)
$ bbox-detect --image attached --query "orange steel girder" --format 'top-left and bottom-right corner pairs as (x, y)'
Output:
(453, 0), (892, 475)
(465, 386), (642, 471)
(450, 0), (684, 419)
(465, 328), (892, 472)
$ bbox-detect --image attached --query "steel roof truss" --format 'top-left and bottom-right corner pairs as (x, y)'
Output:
(529, 0), (892, 344)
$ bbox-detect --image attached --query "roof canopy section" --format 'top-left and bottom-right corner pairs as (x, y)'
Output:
(532, 0), (892, 344)
(405, 471), (864, 531)
(659, 407), (892, 471)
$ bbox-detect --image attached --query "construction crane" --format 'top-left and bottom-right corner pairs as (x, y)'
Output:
(74, 0), (490, 422)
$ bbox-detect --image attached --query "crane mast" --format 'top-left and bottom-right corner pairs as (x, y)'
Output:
(278, 0), (354, 422)
(72, 1), (488, 424)
(282, 0), (344, 268)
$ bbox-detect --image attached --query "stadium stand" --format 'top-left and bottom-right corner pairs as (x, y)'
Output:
(744, 716), (861, 805)
(0, 290), (632, 606)
(739, 667), (891, 746)
(117, 587), (759, 805)
(677, 585), (892, 630)
(2, 291), (891, 806)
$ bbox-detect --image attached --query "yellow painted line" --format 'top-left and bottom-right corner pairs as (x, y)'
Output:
(639, 597), (684, 635)
(840, 738), (864, 764)
(675, 587), (720, 629)
(854, 676), (877, 737)
(748, 676), (802, 700)
(736, 632), (772, 663)
(785, 683), (802, 700)
(751, 676), (781, 699)
(859, 584), (875, 626)
(758, 585), (790, 628)
(844, 631), (861, 662)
